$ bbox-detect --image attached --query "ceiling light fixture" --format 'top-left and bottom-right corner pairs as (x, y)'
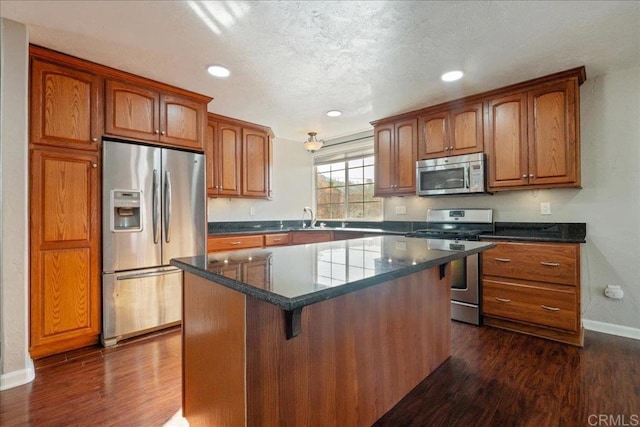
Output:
(326, 110), (342, 117)
(303, 132), (324, 153)
(207, 65), (230, 78)
(441, 70), (464, 82)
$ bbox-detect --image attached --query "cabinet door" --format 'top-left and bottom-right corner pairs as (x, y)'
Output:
(450, 102), (483, 155)
(105, 79), (160, 142)
(242, 128), (271, 198)
(160, 94), (205, 151)
(205, 121), (217, 195)
(486, 93), (529, 189)
(29, 149), (100, 358)
(30, 59), (101, 151)
(373, 123), (395, 196)
(217, 123), (242, 196)
(528, 79), (579, 187)
(394, 118), (418, 194)
(418, 111), (449, 159)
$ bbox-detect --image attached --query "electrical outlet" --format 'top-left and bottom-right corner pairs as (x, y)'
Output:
(395, 205), (407, 215)
(604, 285), (624, 299)
(540, 201), (551, 215)
(249, 207), (256, 216)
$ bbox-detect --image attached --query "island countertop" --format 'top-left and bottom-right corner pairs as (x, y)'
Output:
(171, 235), (495, 312)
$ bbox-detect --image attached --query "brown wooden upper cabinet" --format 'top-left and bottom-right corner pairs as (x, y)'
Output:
(242, 128), (272, 198)
(418, 102), (483, 159)
(206, 113), (273, 199)
(105, 79), (207, 151)
(486, 77), (580, 190)
(206, 119), (242, 197)
(30, 58), (102, 151)
(373, 118), (418, 196)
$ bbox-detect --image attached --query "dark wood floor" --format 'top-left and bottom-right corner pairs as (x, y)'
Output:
(1, 323), (639, 426)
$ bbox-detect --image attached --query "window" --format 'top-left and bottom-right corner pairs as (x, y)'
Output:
(315, 155), (382, 220)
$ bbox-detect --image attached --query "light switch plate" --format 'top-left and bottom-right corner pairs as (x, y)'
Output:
(249, 207), (256, 216)
(395, 205), (407, 215)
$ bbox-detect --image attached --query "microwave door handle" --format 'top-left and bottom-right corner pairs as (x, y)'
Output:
(153, 169), (160, 244)
(465, 166), (470, 189)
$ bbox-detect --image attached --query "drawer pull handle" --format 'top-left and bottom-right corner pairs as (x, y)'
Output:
(230, 242), (242, 245)
(495, 258), (511, 262)
(495, 297), (511, 303)
(540, 261), (560, 267)
(541, 305), (560, 312)
(272, 239), (282, 242)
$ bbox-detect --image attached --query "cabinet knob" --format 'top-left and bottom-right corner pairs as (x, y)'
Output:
(522, 174), (528, 178)
(91, 163), (98, 168)
(449, 146), (454, 150)
(529, 174), (534, 178)
(91, 137), (98, 142)
(155, 129), (160, 134)
(161, 130), (166, 135)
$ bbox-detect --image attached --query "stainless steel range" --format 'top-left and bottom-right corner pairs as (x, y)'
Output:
(406, 208), (494, 325)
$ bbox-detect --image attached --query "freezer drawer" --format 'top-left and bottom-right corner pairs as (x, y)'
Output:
(102, 267), (182, 346)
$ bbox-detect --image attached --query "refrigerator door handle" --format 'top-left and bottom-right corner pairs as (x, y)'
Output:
(153, 169), (160, 244)
(116, 267), (181, 281)
(164, 170), (172, 243)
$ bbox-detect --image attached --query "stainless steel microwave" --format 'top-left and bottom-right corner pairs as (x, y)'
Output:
(416, 153), (488, 196)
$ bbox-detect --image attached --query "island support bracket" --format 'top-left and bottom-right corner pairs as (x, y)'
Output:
(284, 308), (303, 339)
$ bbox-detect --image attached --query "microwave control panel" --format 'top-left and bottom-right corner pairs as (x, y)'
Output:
(469, 163), (484, 192)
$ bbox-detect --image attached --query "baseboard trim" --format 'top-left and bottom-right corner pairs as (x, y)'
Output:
(0, 358), (35, 391)
(582, 319), (640, 341)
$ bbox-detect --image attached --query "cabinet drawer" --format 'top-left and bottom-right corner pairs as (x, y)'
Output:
(264, 233), (290, 246)
(483, 279), (577, 331)
(207, 235), (263, 252)
(290, 231), (333, 245)
(482, 242), (578, 285)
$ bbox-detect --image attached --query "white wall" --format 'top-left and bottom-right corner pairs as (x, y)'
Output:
(207, 136), (314, 222)
(383, 66), (640, 331)
(0, 18), (34, 389)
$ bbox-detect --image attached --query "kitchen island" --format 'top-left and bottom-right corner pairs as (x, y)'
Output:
(171, 235), (495, 427)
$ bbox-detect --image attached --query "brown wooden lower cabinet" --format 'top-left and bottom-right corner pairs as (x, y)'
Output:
(182, 265), (451, 426)
(208, 230), (371, 253)
(481, 240), (583, 346)
(289, 230), (333, 244)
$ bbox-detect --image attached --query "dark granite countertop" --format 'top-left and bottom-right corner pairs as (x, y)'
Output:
(172, 235), (495, 311)
(481, 222), (586, 243)
(208, 220), (413, 236)
(207, 220), (587, 243)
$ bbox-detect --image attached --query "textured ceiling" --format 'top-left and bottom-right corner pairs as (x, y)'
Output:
(1, 1), (639, 142)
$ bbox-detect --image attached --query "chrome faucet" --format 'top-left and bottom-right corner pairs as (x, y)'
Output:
(303, 206), (316, 228)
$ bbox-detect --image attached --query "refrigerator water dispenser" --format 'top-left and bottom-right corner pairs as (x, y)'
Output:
(110, 190), (142, 232)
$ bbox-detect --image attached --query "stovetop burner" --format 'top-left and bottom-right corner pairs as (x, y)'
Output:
(406, 208), (494, 241)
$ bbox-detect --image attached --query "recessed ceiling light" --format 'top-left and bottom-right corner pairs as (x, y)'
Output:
(207, 65), (230, 78)
(326, 110), (342, 117)
(441, 70), (464, 82)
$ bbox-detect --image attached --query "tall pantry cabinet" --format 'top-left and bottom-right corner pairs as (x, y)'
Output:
(29, 50), (102, 358)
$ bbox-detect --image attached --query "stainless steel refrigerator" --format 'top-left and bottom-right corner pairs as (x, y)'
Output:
(101, 138), (205, 346)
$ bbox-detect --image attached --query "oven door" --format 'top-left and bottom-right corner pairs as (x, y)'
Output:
(416, 162), (469, 196)
(450, 253), (481, 325)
